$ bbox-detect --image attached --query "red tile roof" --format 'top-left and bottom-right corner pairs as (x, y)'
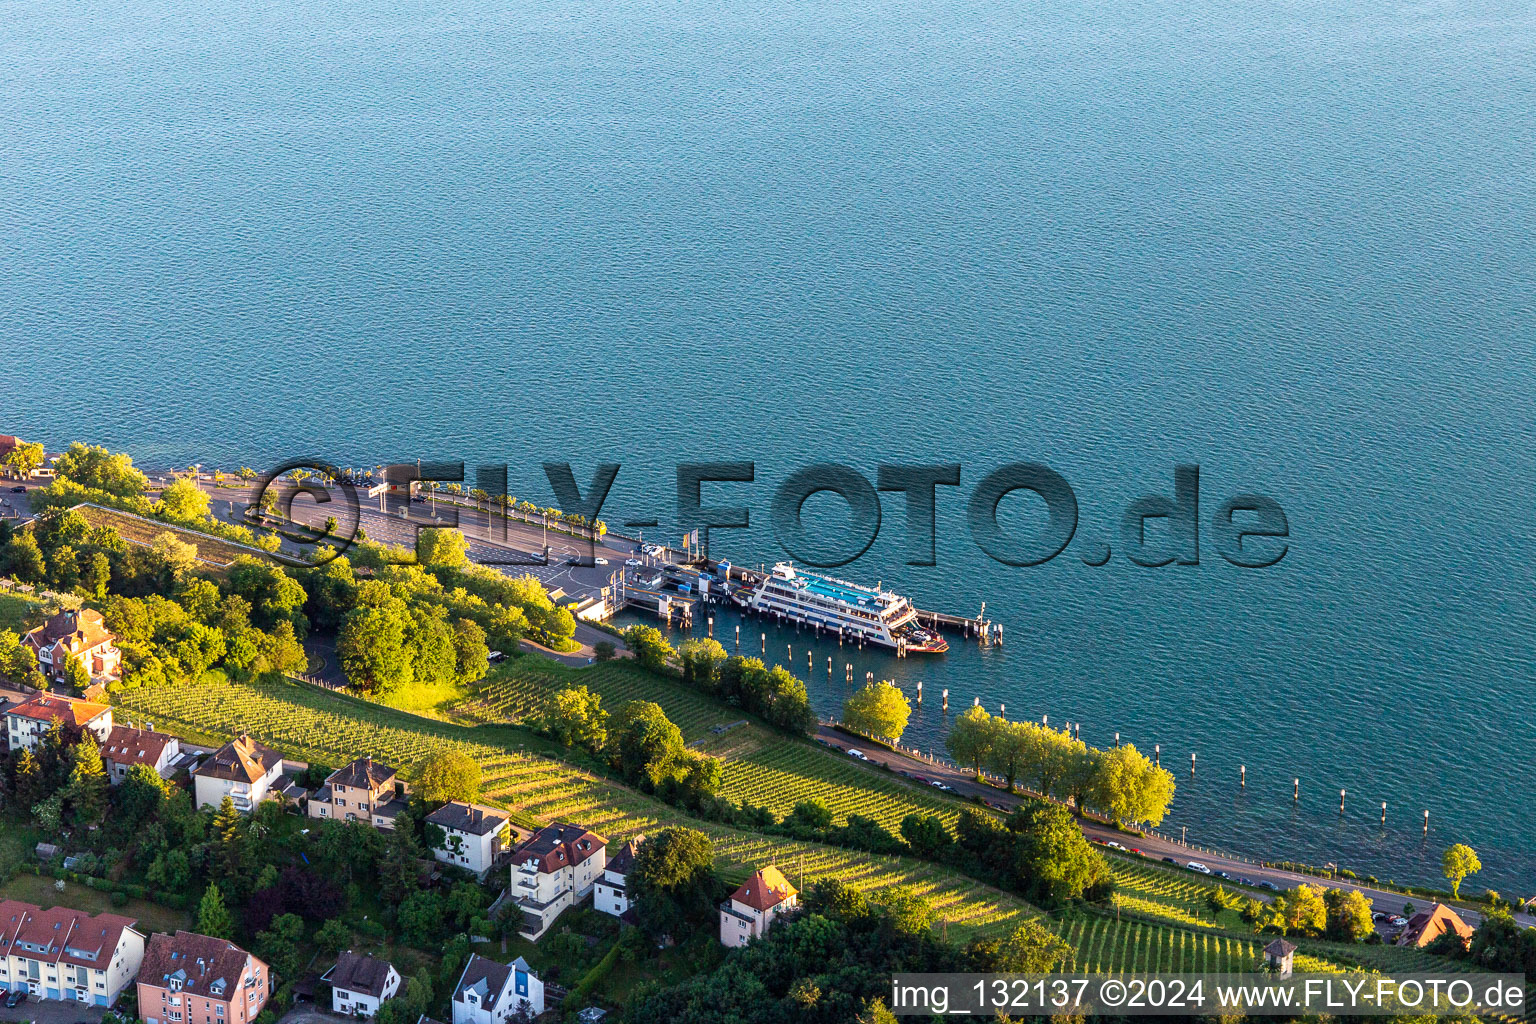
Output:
(729, 866), (797, 912)
(5, 694), (112, 727)
(194, 735), (282, 784)
(101, 725), (175, 769)
(1398, 903), (1474, 948)
(140, 931), (265, 1001)
(511, 823), (606, 873)
(24, 609), (114, 655)
(0, 900), (139, 971)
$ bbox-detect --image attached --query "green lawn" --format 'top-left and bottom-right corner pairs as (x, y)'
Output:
(0, 870), (191, 934)
(0, 590), (45, 632)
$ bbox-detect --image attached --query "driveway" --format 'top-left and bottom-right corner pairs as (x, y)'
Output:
(276, 1006), (352, 1024)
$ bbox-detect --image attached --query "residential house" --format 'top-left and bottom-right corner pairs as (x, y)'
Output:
(5, 694), (113, 753)
(191, 734), (284, 812)
(1397, 903), (1475, 949)
(450, 954), (542, 1024)
(425, 802), (525, 878)
(100, 724), (181, 784)
(719, 866), (798, 947)
(594, 835), (644, 919)
(136, 931), (271, 1024)
(0, 901), (144, 1006)
(22, 609), (121, 686)
(324, 951), (400, 1018)
(508, 823), (607, 941)
(307, 756), (408, 829)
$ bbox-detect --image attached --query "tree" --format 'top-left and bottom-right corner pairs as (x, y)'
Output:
(3, 440), (44, 478)
(593, 640), (616, 662)
(212, 795), (247, 880)
(899, 814), (953, 860)
(1442, 844), (1481, 899)
(314, 917), (351, 955)
(53, 443), (148, 498)
(64, 734), (109, 825)
(1091, 743), (1176, 827)
(1272, 884), (1327, 936)
(146, 849), (192, 893)
(197, 884), (236, 938)
(4, 531), (46, 583)
(451, 618), (490, 683)
(157, 478), (211, 520)
(610, 701), (684, 786)
(630, 827), (721, 938)
(945, 706), (994, 780)
(415, 750), (481, 804)
(1324, 887), (1375, 942)
(678, 638), (728, 689)
(842, 681), (910, 743)
(397, 890), (445, 945)
(11, 747), (46, 810)
(151, 532), (199, 576)
(337, 601), (413, 693)
(417, 528), (469, 569)
(623, 625), (675, 672)
(61, 653), (91, 693)
(880, 886), (936, 935)
(985, 918), (1076, 972)
(81, 551), (111, 599)
(544, 685), (608, 751)
(255, 913), (306, 980)
(1011, 801), (1109, 905)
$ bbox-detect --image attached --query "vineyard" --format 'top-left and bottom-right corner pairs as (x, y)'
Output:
(1055, 915), (1262, 973)
(77, 503), (258, 568)
(460, 657), (963, 831)
(115, 678), (1033, 940)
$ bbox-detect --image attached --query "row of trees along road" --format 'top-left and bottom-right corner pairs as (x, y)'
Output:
(945, 705), (1177, 828)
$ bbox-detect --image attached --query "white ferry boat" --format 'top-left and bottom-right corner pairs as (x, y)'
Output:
(730, 563), (948, 654)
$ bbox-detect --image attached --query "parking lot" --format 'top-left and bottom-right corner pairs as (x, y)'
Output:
(0, 995), (107, 1024)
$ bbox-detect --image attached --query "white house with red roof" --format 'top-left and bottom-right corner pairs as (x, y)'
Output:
(508, 823), (606, 940)
(22, 609), (121, 686)
(191, 734), (285, 812)
(4, 694), (114, 753)
(100, 724), (181, 783)
(0, 900), (145, 1005)
(718, 866), (798, 947)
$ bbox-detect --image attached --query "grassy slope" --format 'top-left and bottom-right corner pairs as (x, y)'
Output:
(0, 590), (45, 632)
(115, 677), (1032, 940)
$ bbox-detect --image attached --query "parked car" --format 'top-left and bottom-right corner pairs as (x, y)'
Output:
(1216, 871), (1233, 880)
(1105, 841), (1127, 851)
(1162, 857), (1178, 864)
(1371, 911), (1389, 922)
(929, 780), (954, 792)
(9, 486), (24, 493)
(985, 801), (1009, 811)
(626, 558), (642, 566)
(909, 774), (927, 784)
(1186, 861), (1213, 875)
(1388, 915), (1409, 928)
(846, 749), (868, 761)
(1129, 848), (1143, 856)
(487, 650), (506, 663)
(4, 990), (26, 1007)
(594, 557), (608, 565)
(1257, 880), (1281, 891)
(1236, 876), (1255, 886)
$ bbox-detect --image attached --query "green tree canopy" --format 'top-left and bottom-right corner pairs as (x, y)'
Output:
(157, 478), (212, 520)
(196, 883), (236, 938)
(630, 827), (721, 939)
(543, 685), (608, 752)
(842, 680), (911, 743)
(415, 749), (481, 804)
(1442, 843), (1481, 898)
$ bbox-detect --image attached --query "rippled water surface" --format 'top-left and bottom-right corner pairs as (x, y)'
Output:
(3, 0), (1534, 888)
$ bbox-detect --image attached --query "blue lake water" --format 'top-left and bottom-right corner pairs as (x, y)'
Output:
(3, 0), (1534, 889)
